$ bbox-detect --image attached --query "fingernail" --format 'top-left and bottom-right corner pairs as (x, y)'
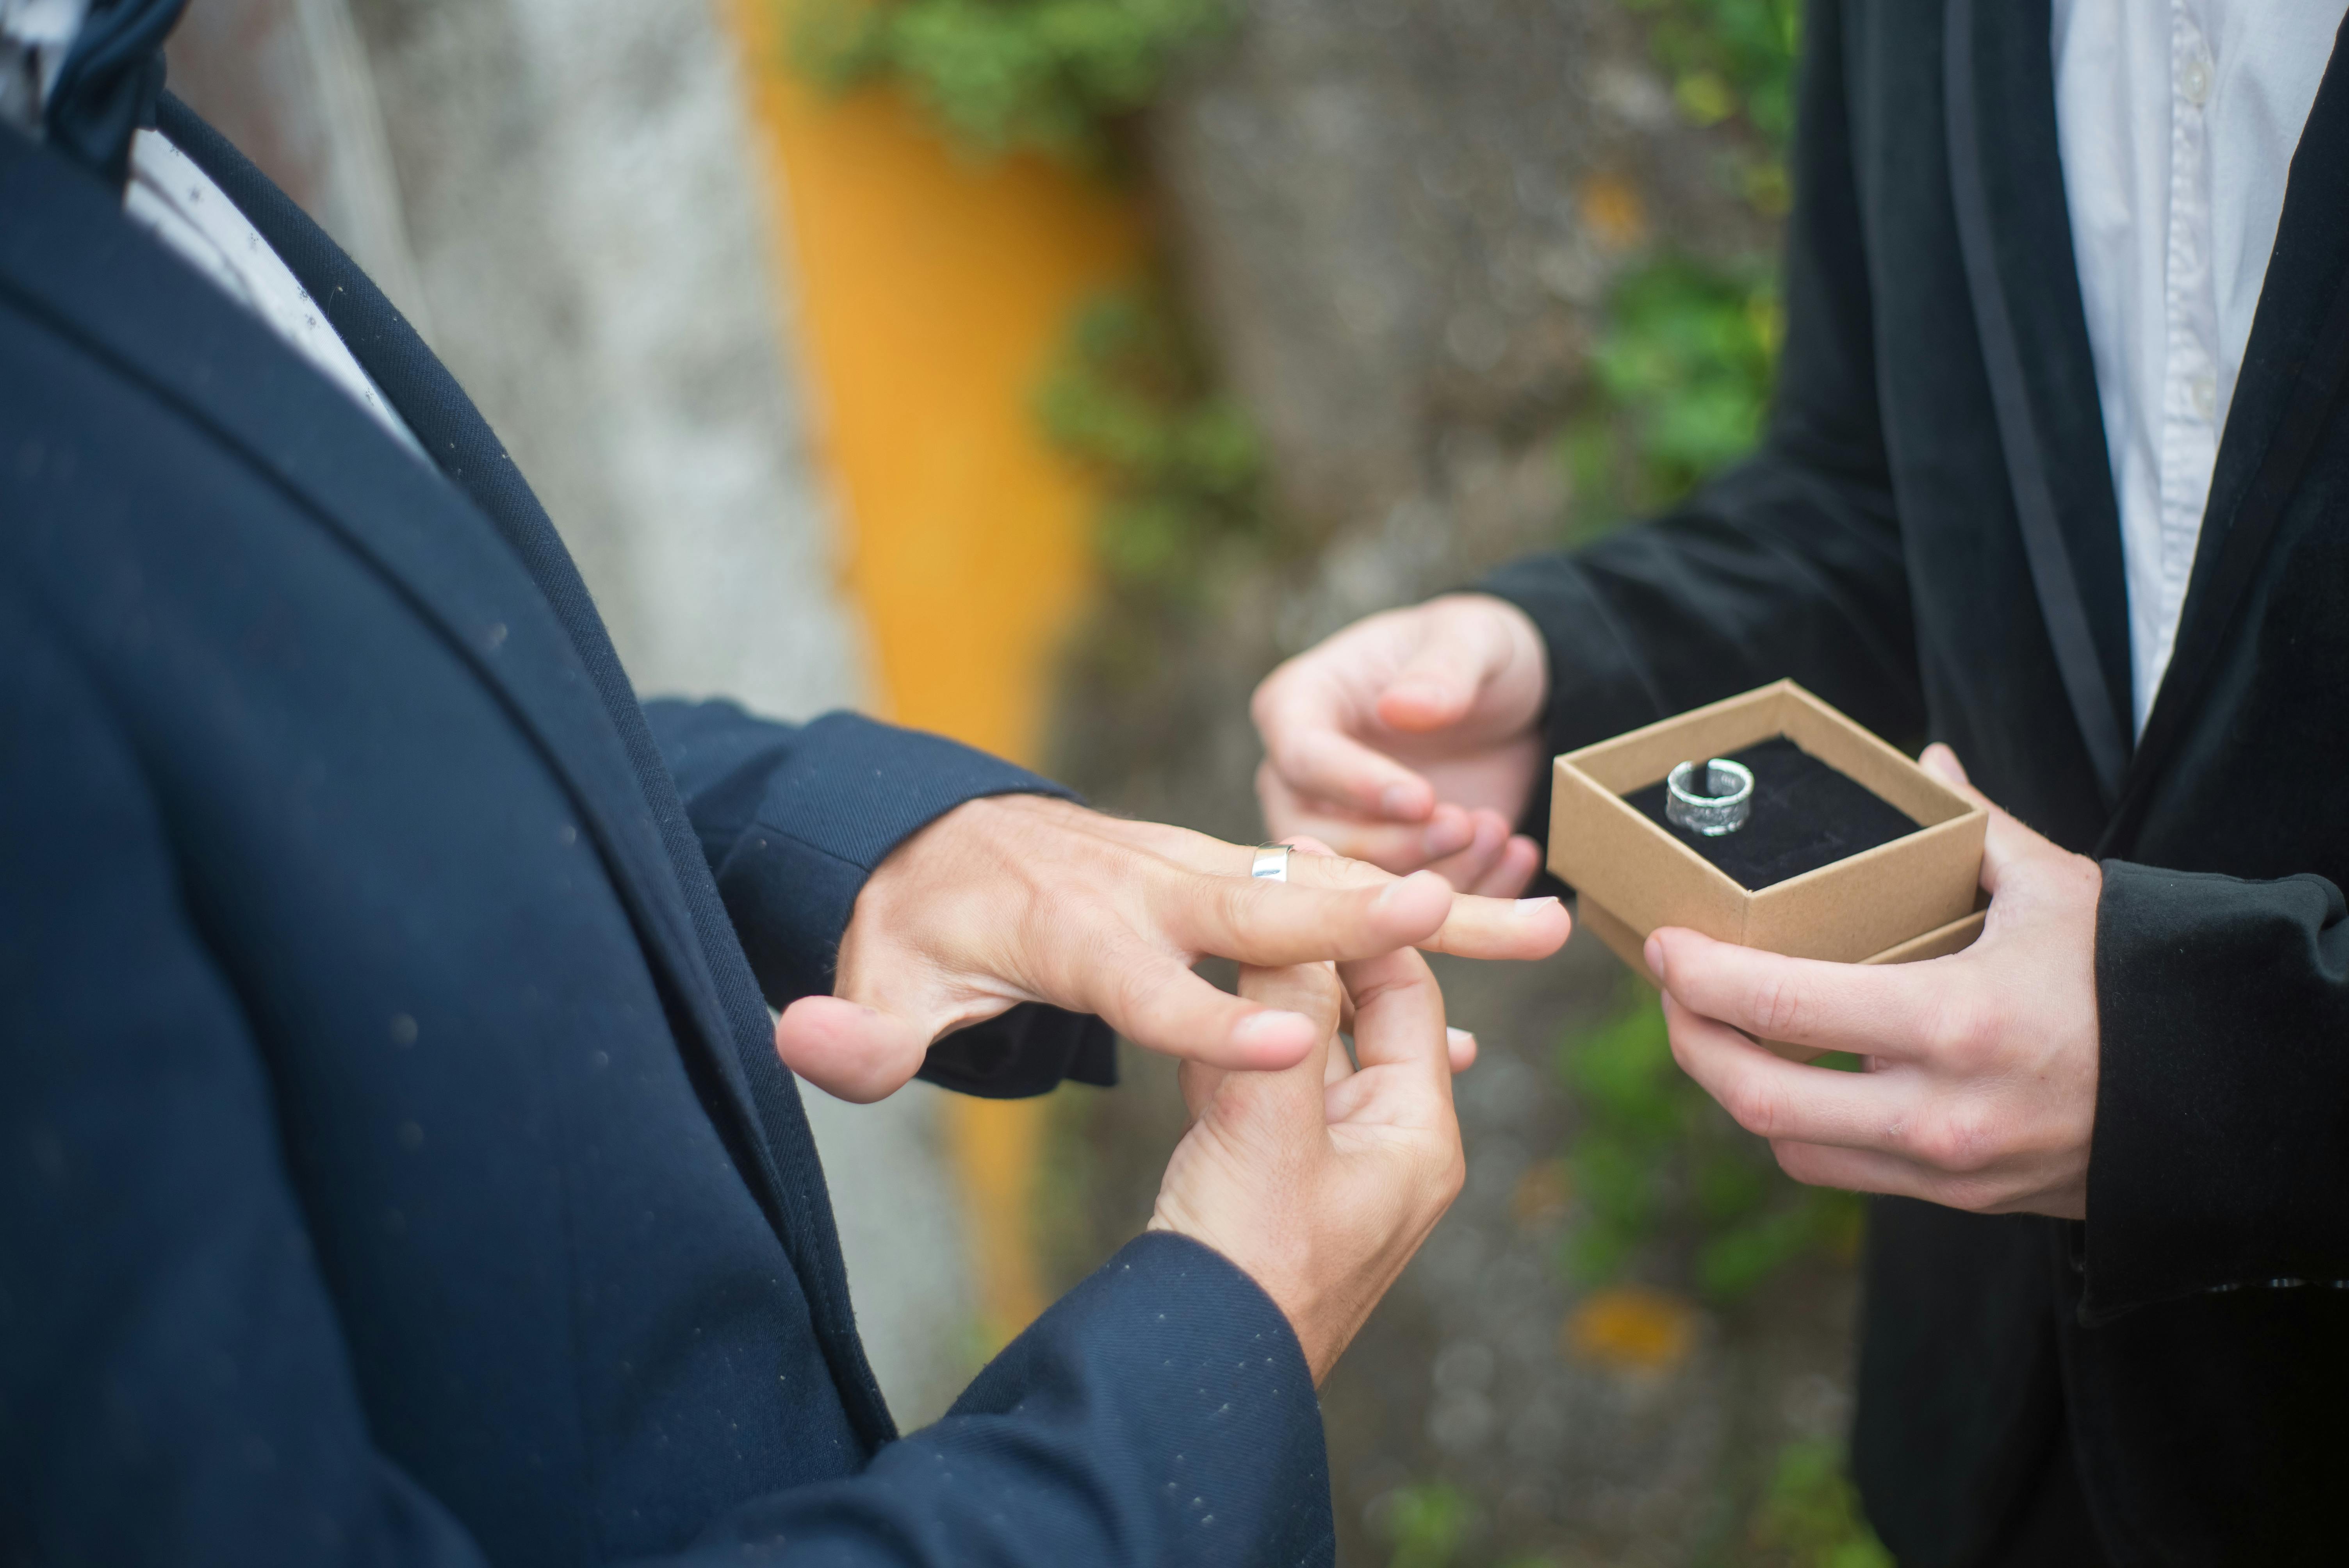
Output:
(1643, 934), (1664, 978)
(1517, 896), (1562, 915)
(1446, 1027), (1476, 1046)
(1233, 1009), (1314, 1048)
(1379, 783), (1419, 818)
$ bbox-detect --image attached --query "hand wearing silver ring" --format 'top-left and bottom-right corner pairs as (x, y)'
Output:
(1252, 843), (1294, 883)
(1666, 758), (1754, 837)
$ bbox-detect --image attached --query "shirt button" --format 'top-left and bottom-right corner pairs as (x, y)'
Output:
(2180, 52), (2213, 107)
(2190, 374), (2217, 422)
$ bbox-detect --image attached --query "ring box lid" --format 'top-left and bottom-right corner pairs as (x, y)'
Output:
(1547, 680), (1987, 964)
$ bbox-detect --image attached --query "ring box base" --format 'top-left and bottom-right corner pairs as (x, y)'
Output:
(1549, 680), (1987, 969)
(1577, 896), (1989, 976)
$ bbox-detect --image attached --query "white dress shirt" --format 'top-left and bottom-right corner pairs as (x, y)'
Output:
(121, 128), (422, 453)
(2, 0), (420, 453)
(2053, 0), (2347, 733)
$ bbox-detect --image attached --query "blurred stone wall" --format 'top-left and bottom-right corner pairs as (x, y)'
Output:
(1152, 0), (1770, 634)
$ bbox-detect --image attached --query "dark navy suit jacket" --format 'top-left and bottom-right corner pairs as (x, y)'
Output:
(0, 102), (1331, 1566)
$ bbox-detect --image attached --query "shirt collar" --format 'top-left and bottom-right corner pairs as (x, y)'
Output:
(0, 0), (90, 131)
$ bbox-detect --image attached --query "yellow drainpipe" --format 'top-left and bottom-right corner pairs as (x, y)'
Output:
(723, 0), (1144, 1353)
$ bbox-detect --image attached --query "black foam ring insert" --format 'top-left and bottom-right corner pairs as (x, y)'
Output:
(1622, 736), (1925, 891)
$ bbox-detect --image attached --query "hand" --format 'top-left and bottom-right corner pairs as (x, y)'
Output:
(1251, 594), (1550, 895)
(1645, 745), (2101, 1219)
(1148, 949), (1465, 1383)
(773, 795), (1569, 1102)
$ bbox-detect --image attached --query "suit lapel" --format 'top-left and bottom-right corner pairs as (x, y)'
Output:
(2109, 18), (2349, 848)
(1945, 0), (2135, 811)
(0, 116), (895, 1447)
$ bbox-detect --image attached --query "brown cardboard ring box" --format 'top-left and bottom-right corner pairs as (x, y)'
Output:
(1549, 681), (1989, 999)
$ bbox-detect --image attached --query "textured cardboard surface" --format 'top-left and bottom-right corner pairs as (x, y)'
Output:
(1549, 681), (1986, 965)
(1578, 898), (1989, 977)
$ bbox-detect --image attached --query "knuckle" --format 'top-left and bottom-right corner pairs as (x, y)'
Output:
(1930, 1174), (2006, 1214)
(1747, 972), (1806, 1041)
(1664, 1017), (1701, 1072)
(1923, 989), (2001, 1073)
(1247, 670), (1289, 729)
(1108, 958), (1184, 1028)
(1771, 1140), (1825, 1187)
(1912, 1099), (2001, 1174)
(1198, 871), (1260, 941)
(1723, 1074), (1786, 1139)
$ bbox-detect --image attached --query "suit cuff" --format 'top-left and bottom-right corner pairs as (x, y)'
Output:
(709, 712), (1074, 1001)
(1471, 555), (1668, 850)
(947, 1231), (1334, 1565)
(2083, 861), (2349, 1320)
(697, 712), (1115, 1098)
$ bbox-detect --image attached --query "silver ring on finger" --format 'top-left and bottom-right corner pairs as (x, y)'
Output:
(1251, 842), (1293, 883)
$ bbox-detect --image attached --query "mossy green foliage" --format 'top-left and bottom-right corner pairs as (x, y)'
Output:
(790, 0), (1237, 163)
(1559, 993), (1863, 1303)
(1562, 0), (1798, 538)
(1379, 1439), (1889, 1567)
(1036, 286), (1270, 604)
(1562, 258), (1782, 540)
(1626, 0), (1801, 211)
(1750, 1440), (1894, 1568)
(1381, 1481), (1476, 1568)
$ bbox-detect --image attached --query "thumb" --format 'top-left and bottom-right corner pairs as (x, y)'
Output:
(1376, 617), (1508, 733)
(1202, 963), (1342, 1134)
(1918, 742), (1973, 791)
(773, 995), (932, 1104)
(1919, 742), (2050, 896)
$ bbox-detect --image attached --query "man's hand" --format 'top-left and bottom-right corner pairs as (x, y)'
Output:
(1149, 951), (1465, 1383)
(773, 795), (1569, 1103)
(1251, 594), (1550, 894)
(1647, 745), (2101, 1219)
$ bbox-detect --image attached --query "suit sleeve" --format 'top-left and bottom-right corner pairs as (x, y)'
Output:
(639, 698), (1115, 1098)
(1477, 0), (1923, 839)
(2078, 864), (2349, 1319)
(691, 1232), (1333, 1567)
(0, 598), (1324, 1566)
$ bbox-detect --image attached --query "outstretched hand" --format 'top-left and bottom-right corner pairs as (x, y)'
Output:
(1648, 745), (2101, 1219)
(1252, 594), (1551, 895)
(1149, 949), (1466, 1384)
(773, 794), (1568, 1102)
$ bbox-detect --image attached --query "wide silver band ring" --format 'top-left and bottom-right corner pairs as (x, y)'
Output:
(1251, 842), (1293, 882)
(1666, 758), (1754, 837)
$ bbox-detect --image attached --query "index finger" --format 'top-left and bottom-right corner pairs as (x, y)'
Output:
(1168, 862), (1570, 967)
(1246, 846), (1571, 961)
(1290, 849), (1568, 960)
(1256, 712), (1439, 823)
(1645, 926), (1945, 1060)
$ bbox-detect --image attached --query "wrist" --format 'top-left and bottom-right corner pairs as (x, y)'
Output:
(1145, 1203), (1335, 1382)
